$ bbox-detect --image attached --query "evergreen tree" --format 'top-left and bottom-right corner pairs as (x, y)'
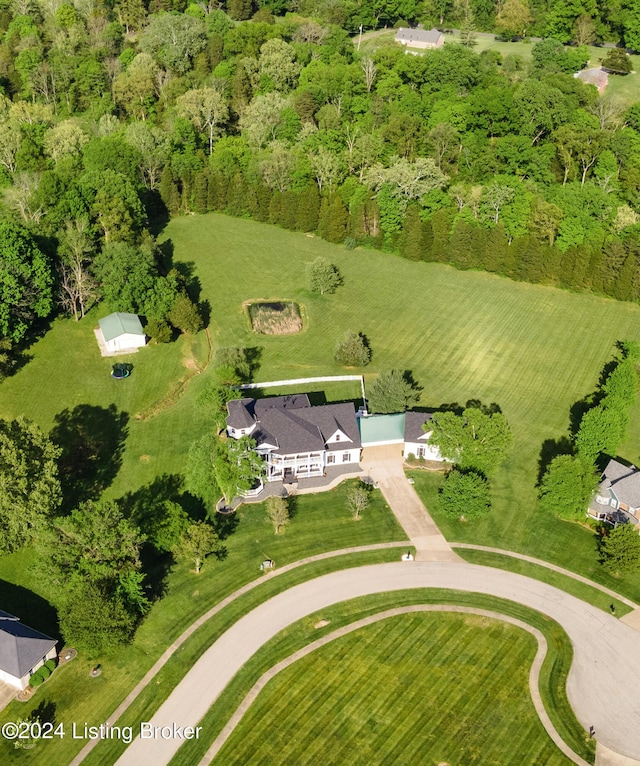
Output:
(448, 220), (477, 270)
(193, 172), (208, 214)
(296, 185), (320, 232)
(323, 193), (348, 244)
(280, 191), (299, 230)
(207, 171), (228, 212)
(614, 253), (637, 302)
(428, 209), (454, 262)
(159, 165), (180, 215)
(226, 173), (247, 217)
(268, 192), (283, 225)
(401, 205), (424, 261)
(516, 236), (545, 283)
(484, 224), (508, 272)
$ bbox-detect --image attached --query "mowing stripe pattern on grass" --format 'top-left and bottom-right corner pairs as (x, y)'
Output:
(200, 606), (588, 766)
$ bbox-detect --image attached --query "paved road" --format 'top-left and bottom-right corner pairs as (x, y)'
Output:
(115, 561), (640, 766)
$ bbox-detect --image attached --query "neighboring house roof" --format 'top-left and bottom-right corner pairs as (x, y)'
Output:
(0, 611), (56, 679)
(226, 396), (361, 455)
(98, 312), (145, 342)
(600, 458), (640, 509)
(574, 68), (608, 91)
(395, 27), (443, 44)
(404, 411), (433, 442)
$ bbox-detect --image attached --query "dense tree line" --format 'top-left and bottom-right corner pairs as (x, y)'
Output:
(0, 2), (639, 359)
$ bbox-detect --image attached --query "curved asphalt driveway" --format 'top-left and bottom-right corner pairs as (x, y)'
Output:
(116, 561), (640, 765)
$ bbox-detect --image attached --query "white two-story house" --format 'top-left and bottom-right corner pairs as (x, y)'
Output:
(226, 395), (361, 487)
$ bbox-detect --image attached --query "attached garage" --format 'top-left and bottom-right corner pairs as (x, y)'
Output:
(96, 312), (147, 356)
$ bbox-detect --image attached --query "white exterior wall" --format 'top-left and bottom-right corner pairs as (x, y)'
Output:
(106, 333), (147, 353)
(0, 667), (24, 690)
(326, 448), (360, 466)
(404, 441), (444, 461)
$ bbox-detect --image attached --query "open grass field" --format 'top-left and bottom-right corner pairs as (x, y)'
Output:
(198, 612), (572, 765)
(0, 483), (406, 766)
(159, 213), (640, 597)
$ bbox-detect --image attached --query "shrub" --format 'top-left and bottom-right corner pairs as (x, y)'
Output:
(39, 666), (51, 679)
(44, 659), (56, 671)
(306, 257), (342, 294)
(29, 673), (44, 687)
(167, 294), (203, 334)
(145, 317), (172, 343)
(344, 236), (357, 250)
(334, 330), (371, 367)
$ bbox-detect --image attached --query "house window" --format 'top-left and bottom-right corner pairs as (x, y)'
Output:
(335, 433), (340, 441)
(417, 447), (425, 458)
(342, 452), (350, 462)
(327, 454), (335, 464)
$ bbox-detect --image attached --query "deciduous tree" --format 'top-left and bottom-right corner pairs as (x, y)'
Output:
(174, 521), (221, 573)
(600, 523), (640, 575)
(0, 417), (62, 552)
(427, 406), (513, 476)
(440, 469), (491, 519)
(367, 370), (420, 414)
(538, 454), (599, 519)
(266, 495), (290, 533)
(346, 483), (369, 520)
(306, 257), (342, 294)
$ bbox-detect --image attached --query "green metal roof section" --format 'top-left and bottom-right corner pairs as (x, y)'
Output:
(98, 312), (144, 342)
(358, 413), (406, 445)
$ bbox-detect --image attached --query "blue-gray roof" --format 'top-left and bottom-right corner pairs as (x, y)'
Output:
(0, 610), (57, 678)
(98, 312), (144, 342)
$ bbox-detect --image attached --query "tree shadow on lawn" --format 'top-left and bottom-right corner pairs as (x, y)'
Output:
(536, 436), (574, 485)
(120, 475), (238, 598)
(50, 404), (129, 514)
(0, 581), (61, 642)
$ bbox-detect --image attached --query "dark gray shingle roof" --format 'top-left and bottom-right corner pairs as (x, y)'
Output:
(227, 396), (360, 455)
(0, 611), (56, 679)
(226, 398), (256, 430)
(404, 411), (433, 442)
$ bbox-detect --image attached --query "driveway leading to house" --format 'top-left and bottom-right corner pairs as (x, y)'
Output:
(362, 445), (458, 561)
(115, 561), (640, 766)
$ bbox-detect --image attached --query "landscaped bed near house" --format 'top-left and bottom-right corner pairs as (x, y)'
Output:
(246, 301), (303, 335)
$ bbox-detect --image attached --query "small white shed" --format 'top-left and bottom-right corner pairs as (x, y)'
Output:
(97, 312), (146, 355)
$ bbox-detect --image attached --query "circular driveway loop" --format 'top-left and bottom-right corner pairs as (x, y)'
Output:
(115, 562), (640, 765)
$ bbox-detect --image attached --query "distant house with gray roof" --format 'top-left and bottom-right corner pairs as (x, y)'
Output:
(574, 67), (608, 94)
(226, 395), (361, 492)
(590, 458), (640, 527)
(395, 27), (444, 49)
(0, 611), (57, 690)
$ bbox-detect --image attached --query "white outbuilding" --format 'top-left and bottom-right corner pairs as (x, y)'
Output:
(96, 312), (147, 356)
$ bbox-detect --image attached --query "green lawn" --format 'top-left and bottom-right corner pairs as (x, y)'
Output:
(162, 214), (640, 597)
(183, 605), (580, 765)
(0, 483), (406, 766)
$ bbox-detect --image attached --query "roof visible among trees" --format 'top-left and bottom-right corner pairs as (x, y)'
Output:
(0, 610), (56, 678)
(574, 68), (608, 92)
(395, 27), (444, 44)
(600, 458), (640, 508)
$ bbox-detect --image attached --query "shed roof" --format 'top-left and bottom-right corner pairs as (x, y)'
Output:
(0, 611), (57, 679)
(98, 312), (145, 342)
(359, 413), (406, 445)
